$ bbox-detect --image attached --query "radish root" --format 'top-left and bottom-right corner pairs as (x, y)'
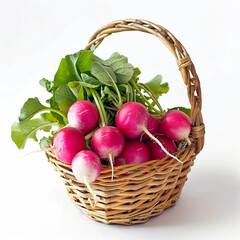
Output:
(19, 147), (55, 159)
(108, 153), (114, 181)
(83, 176), (97, 208)
(142, 127), (183, 164)
(185, 136), (191, 145)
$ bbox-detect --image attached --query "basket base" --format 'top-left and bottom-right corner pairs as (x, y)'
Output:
(66, 178), (187, 225)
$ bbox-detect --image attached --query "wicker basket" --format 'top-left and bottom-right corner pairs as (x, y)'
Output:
(45, 19), (205, 225)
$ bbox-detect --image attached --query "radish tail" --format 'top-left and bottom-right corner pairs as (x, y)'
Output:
(83, 176), (97, 208)
(185, 136), (191, 145)
(19, 147), (55, 159)
(108, 153), (114, 181)
(142, 127), (183, 164)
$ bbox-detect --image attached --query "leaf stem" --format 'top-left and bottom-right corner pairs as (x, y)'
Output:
(90, 89), (108, 126)
(85, 128), (99, 141)
(111, 80), (123, 108)
(90, 89), (105, 126)
(48, 108), (68, 124)
(138, 83), (164, 114)
(130, 79), (160, 113)
(126, 82), (133, 102)
(95, 90), (109, 125)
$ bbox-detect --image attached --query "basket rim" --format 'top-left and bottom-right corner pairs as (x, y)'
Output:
(45, 142), (196, 183)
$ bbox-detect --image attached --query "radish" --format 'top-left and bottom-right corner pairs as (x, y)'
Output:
(146, 134), (177, 160)
(141, 114), (159, 141)
(52, 127), (86, 164)
(91, 126), (125, 180)
(115, 102), (182, 164)
(67, 100), (99, 135)
(72, 150), (101, 207)
(116, 140), (151, 165)
(160, 110), (191, 145)
(115, 102), (148, 139)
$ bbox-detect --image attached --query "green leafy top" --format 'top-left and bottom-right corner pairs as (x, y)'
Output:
(11, 47), (189, 150)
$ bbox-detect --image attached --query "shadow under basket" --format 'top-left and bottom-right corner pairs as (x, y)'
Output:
(45, 19), (205, 225)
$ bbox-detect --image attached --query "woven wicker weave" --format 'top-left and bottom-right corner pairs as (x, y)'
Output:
(45, 19), (205, 225)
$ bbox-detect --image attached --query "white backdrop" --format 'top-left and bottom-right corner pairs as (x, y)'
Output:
(1, 0), (239, 239)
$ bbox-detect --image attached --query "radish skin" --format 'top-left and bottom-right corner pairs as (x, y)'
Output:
(147, 134), (177, 160)
(115, 102), (149, 139)
(116, 140), (151, 165)
(160, 110), (191, 145)
(91, 126), (125, 180)
(67, 100), (99, 135)
(52, 127), (86, 164)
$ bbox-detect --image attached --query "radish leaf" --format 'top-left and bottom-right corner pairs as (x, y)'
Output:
(19, 97), (48, 122)
(145, 75), (169, 98)
(11, 113), (58, 149)
(39, 78), (52, 92)
(90, 62), (117, 86)
(81, 74), (102, 88)
(54, 85), (77, 113)
(106, 52), (134, 84)
(76, 50), (94, 73)
(77, 86), (88, 101)
(92, 54), (108, 66)
(39, 136), (51, 149)
(131, 68), (141, 83)
(53, 52), (81, 88)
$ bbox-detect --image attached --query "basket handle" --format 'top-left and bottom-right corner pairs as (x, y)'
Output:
(85, 19), (205, 154)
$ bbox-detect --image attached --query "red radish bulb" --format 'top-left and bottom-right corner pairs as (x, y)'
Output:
(141, 114), (159, 141)
(52, 127), (86, 164)
(72, 150), (101, 207)
(115, 102), (182, 164)
(115, 102), (149, 139)
(67, 100), (99, 135)
(146, 134), (177, 160)
(116, 140), (151, 165)
(160, 110), (191, 145)
(91, 126), (125, 180)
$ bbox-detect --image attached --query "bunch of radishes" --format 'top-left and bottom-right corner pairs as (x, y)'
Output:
(52, 100), (192, 192)
(10, 47), (193, 208)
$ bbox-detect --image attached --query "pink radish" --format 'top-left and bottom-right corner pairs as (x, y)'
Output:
(67, 100), (99, 135)
(52, 127), (86, 164)
(115, 102), (182, 164)
(146, 134), (177, 160)
(72, 150), (101, 207)
(116, 140), (150, 165)
(91, 126), (125, 180)
(141, 114), (159, 141)
(115, 102), (148, 139)
(160, 110), (191, 145)
(72, 150), (101, 183)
